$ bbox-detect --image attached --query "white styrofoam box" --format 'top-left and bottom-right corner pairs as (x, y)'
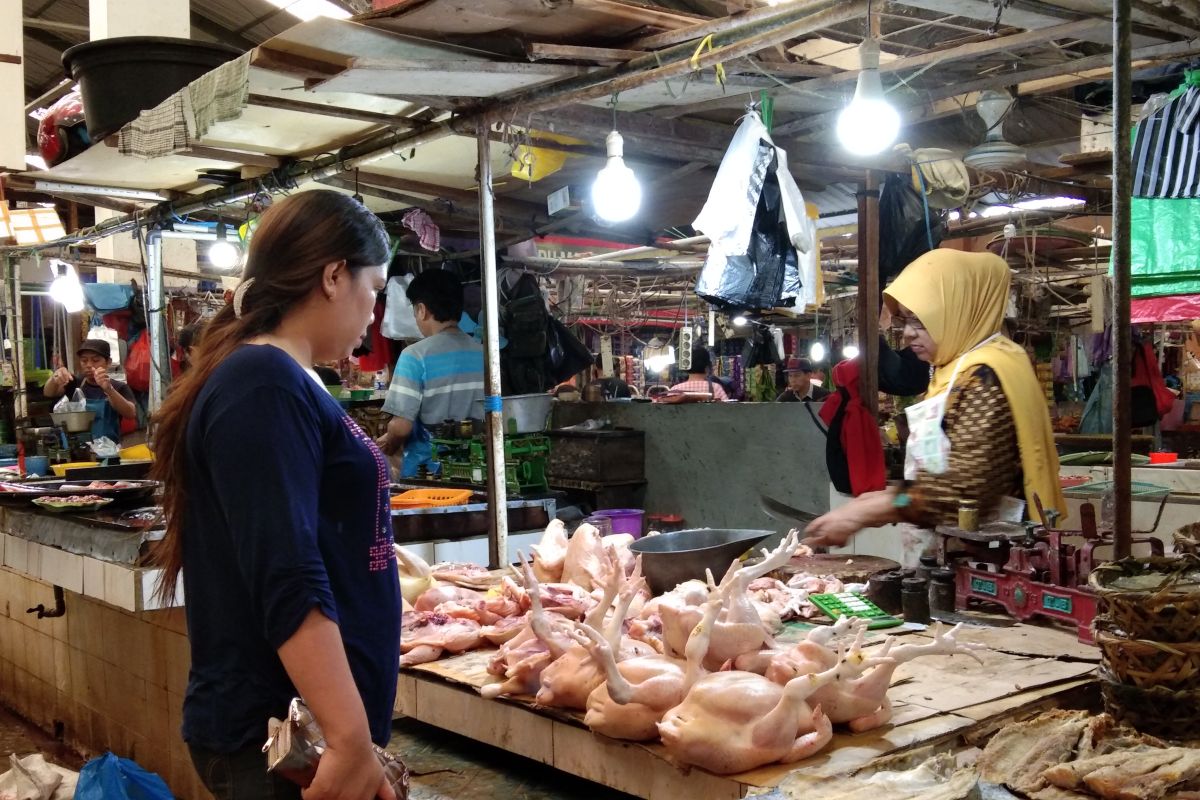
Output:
(103, 562), (137, 611)
(82, 557), (105, 600)
(39, 547), (83, 594)
(1080, 109), (1140, 154)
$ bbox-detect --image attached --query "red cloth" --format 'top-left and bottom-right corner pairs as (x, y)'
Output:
(819, 359), (886, 496)
(356, 301), (394, 373)
(1132, 340), (1176, 418)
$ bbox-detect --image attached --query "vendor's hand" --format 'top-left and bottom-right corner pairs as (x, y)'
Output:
(93, 365), (112, 392)
(52, 367), (73, 385)
(302, 739), (394, 800)
(803, 507), (863, 549)
(374, 432), (398, 456)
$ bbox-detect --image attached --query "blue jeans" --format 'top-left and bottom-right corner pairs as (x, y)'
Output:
(189, 744), (302, 800)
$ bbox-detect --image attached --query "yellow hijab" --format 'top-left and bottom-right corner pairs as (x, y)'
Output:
(884, 249), (1065, 523)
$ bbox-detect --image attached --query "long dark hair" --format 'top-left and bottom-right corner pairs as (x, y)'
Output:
(151, 190), (390, 598)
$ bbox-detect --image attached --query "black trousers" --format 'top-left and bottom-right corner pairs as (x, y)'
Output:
(189, 744), (303, 800)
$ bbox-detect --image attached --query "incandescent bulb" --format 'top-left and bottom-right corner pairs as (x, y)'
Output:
(836, 40), (900, 156)
(49, 260), (84, 313)
(208, 240), (241, 270)
(592, 131), (642, 223)
(843, 344), (860, 359)
(732, 315), (748, 327)
(810, 341), (826, 362)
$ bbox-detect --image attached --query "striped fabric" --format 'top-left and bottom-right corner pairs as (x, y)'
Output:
(382, 329), (484, 424)
(1133, 87), (1200, 199)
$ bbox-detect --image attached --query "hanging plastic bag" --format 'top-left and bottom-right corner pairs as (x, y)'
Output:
(75, 753), (171, 800)
(52, 389), (87, 414)
(381, 276), (420, 341)
(87, 322), (122, 366)
(879, 173), (944, 281)
(125, 332), (151, 393)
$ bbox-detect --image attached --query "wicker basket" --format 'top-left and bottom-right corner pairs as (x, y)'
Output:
(1088, 555), (1200, 643)
(1095, 626), (1200, 689)
(1099, 667), (1200, 740)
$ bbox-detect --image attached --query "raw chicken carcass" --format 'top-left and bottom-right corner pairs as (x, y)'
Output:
(413, 584), (482, 613)
(768, 621), (985, 732)
(531, 519), (569, 583)
(602, 533), (637, 577)
(481, 553), (576, 700)
(394, 545), (437, 604)
(480, 614), (528, 645)
(561, 522), (611, 591)
(660, 531), (803, 670)
(574, 592), (725, 741)
(537, 555), (652, 710)
(430, 561), (493, 589)
(656, 657), (848, 774)
(400, 611), (484, 666)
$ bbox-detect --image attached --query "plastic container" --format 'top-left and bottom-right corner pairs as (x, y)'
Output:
(1149, 452), (1179, 464)
(62, 36), (242, 140)
(0, 444), (16, 460)
(390, 488), (473, 510)
(902, 576), (931, 623)
(350, 388), (374, 401)
(51, 461), (100, 477)
(593, 508), (645, 537)
(24, 456), (49, 476)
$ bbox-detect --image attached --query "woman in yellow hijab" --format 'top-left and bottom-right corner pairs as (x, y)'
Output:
(806, 249), (1064, 548)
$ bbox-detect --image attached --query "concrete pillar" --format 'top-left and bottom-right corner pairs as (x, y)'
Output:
(0, 0), (25, 170)
(89, 0), (191, 40)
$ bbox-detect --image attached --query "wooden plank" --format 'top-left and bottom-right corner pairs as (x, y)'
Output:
(955, 677), (1094, 723)
(527, 42), (643, 64)
(897, 0), (1165, 46)
(312, 59), (591, 97)
(250, 46), (348, 80)
(176, 146), (283, 170)
(246, 93), (411, 127)
(411, 676), (557, 765)
(0, 54), (21, 65)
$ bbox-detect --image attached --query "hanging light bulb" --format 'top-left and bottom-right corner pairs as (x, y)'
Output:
(591, 131), (642, 223)
(810, 341), (827, 362)
(732, 315), (749, 327)
(836, 39), (901, 156)
(48, 259), (84, 313)
(843, 344), (860, 359)
(207, 223), (242, 270)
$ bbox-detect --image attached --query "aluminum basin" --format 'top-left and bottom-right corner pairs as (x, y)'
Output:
(629, 528), (773, 595)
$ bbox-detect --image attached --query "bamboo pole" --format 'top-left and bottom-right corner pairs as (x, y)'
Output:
(857, 172), (880, 416)
(478, 119), (509, 570)
(1111, 0), (1133, 557)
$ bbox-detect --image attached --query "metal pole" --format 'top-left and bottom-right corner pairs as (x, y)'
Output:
(857, 171), (880, 415)
(1111, 0), (1133, 559)
(477, 117), (509, 570)
(146, 231), (168, 415)
(10, 256), (25, 420)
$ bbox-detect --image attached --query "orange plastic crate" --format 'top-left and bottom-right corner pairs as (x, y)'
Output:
(390, 488), (474, 510)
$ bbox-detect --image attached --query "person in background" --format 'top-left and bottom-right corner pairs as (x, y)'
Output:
(313, 364), (343, 386)
(177, 323), (203, 372)
(776, 357), (831, 402)
(44, 339), (138, 441)
(804, 249), (1064, 550)
(150, 190), (400, 800)
(376, 270), (484, 476)
(669, 346), (729, 401)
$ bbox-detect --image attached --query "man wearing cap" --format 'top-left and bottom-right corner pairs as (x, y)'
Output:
(44, 339), (138, 442)
(777, 357), (830, 402)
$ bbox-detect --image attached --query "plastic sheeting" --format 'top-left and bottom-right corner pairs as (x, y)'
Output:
(1131, 293), (1200, 322)
(1131, 197), (1200, 297)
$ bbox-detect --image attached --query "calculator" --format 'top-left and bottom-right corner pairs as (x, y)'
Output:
(807, 592), (904, 630)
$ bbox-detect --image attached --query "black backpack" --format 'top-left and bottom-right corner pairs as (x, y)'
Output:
(499, 272), (551, 394)
(806, 395), (852, 495)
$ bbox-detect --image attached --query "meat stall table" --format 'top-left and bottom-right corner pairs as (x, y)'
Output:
(394, 622), (1099, 799)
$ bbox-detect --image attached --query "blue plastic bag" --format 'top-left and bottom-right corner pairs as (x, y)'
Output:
(76, 753), (173, 800)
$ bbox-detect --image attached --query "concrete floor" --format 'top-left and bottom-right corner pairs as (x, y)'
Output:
(0, 702), (635, 800)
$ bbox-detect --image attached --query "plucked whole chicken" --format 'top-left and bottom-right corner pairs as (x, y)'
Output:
(398, 521), (989, 777)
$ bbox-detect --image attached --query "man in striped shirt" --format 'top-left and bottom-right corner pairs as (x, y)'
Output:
(376, 270), (484, 477)
(669, 347), (729, 401)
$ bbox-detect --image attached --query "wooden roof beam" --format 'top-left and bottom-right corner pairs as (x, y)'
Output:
(894, 0), (1167, 46)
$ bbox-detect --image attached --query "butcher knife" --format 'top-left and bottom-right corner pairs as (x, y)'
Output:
(758, 494), (819, 530)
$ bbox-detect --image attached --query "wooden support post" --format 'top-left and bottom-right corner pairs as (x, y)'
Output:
(857, 171), (880, 416)
(1111, 0), (1133, 559)
(478, 118), (509, 570)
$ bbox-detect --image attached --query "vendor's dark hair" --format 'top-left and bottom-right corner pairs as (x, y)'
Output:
(177, 322), (202, 351)
(407, 269), (464, 323)
(690, 346), (712, 374)
(151, 190), (389, 600)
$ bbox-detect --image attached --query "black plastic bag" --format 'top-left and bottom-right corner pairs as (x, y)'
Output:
(879, 173), (944, 280)
(545, 316), (594, 384)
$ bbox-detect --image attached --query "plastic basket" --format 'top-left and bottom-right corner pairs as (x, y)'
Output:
(390, 488), (473, 510)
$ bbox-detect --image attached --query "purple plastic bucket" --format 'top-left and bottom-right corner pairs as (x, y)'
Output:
(593, 508), (645, 538)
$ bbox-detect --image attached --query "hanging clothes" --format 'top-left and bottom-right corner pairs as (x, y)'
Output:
(1132, 76), (1200, 199)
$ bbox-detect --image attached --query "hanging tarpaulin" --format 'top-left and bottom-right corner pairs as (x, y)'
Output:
(1131, 293), (1200, 322)
(1130, 197), (1200, 297)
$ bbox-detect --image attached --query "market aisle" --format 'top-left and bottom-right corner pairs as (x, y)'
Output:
(388, 718), (637, 800)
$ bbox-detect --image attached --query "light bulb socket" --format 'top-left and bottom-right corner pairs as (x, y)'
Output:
(857, 38), (882, 71)
(852, 67), (885, 104)
(605, 130), (625, 160)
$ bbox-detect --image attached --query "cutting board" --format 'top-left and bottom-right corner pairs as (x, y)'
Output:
(782, 553), (901, 583)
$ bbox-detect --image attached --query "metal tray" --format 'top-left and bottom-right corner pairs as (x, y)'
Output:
(0, 478), (159, 506)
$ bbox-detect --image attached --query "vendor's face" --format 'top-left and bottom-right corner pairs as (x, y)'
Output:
(78, 352), (108, 381)
(324, 262), (387, 361)
(896, 303), (936, 363)
(787, 370), (811, 394)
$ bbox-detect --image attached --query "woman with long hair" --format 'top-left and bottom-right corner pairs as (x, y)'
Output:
(152, 190), (399, 800)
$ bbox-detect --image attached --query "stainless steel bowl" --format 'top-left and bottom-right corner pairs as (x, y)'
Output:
(629, 528), (774, 595)
(51, 411), (96, 433)
(471, 393), (554, 434)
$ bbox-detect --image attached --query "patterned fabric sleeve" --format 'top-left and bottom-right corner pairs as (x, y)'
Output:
(902, 364), (1023, 528)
